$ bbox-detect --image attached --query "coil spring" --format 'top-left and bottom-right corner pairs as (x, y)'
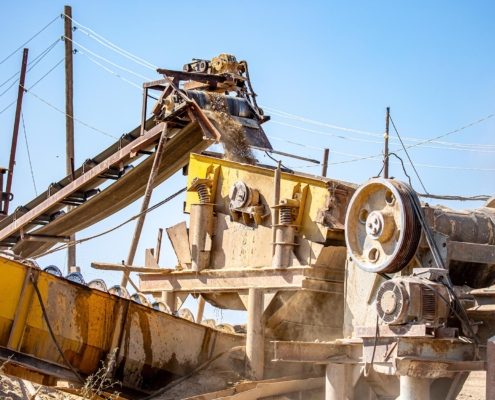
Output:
(197, 183), (210, 204)
(280, 206), (292, 225)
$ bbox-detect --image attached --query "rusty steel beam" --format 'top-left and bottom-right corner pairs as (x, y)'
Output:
(449, 241), (495, 264)
(0, 126), (167, 243)
(394, 357), (485, 378)
(0, 346), (79, 382)
(122, 123), (169, 287)
(91, 262), (167, 273)
(138, 267), (307, 293)
(249, 146), (320, 164)
(4, 48), (29, 216)
(272, 340), (360, 364)
(303, 268), (344, 283)
(356, 324), (434, 338)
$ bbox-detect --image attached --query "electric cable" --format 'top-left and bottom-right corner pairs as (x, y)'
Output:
(271, 120), (398, 146)
(326, 148), (495, 171)
(405, 183), (479, 345)
(27, 58), (64, 89)
(266, 135), (326, 150)
(64, 37), (152, 81)
(264, 106), (495, 150)
(21, 85), (118, 139)
(21, 113), (37, 196)
(0, 15), (60, 66)
(29, 273), (86, 384)
(264, 151), (292, 172)
(25, 38), (61, 73)
(389, 115), (428, 193)
(363, 314), (379, 377)
(0, 70), (21, 89)
(33, 187), (187, 259)
(0, 57), (64, 118)
(78, 50), (142, 89)
(416, 193), (490, 202)
(272, 119), (495, 154)
(63, 14), (157, 70)
(409, 276), (478, 344)
(0, 39), (61, 99)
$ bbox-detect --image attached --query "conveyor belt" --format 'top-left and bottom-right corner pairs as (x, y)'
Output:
(12, 121), (208, 258)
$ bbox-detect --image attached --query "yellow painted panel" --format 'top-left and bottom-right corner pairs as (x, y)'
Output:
(185, 154), (330, 242)
(0, 258), (27, 320)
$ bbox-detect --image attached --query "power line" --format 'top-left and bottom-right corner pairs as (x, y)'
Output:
(33, 187), (187, 259)
(265, 134), (489, 173)
(26, 38), (61, 71)
(0, 57), (64, 118)
(1, 38), (59, 89)
(389, 115), (428, 193)
(76, 27), (156, 71)
(266, 135), (326, 150)
(65, 36), (152, 81)
(63, 14), (157, 70)
(0, 15), (60, 66)
(326, 149), (495, 171)
(265, 106), (495, 150)
(0, 77), (19, 98)
(417, 193), (490, 202)
(21, 85), (118, 139)
(271, 120), (401, 146)
(28, 58), (64, 88)
(271, 119), (495, 154)
(0, 70), (20, 89)
(0, 99), (16, 117)
(77, 50), (142, 89)
(0, 39), (61, 99)
(21, 113), (37, 196)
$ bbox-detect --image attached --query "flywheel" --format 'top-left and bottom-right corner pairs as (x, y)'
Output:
(344, 179), (421, 274)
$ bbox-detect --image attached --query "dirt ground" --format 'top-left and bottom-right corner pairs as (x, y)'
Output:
(0, 371), (487, 399)
(456, 371), (486, 400)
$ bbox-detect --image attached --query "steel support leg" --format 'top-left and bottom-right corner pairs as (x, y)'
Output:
(487, 335), (495, 400)
(400, 375), (429, 400)
(195, 295), (205, 324)
(245, 287), (264, 381)
(162, 291), (176, 313)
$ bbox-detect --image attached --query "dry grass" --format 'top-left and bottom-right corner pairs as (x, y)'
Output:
(80, 348), (121, 400)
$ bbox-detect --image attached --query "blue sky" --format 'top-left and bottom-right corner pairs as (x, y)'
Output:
(1, 1), (494, 324)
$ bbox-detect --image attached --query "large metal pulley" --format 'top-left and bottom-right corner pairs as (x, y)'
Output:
(345, 179), (421, 274)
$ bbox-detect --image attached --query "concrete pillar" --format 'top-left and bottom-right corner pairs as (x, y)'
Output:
(400, 375), (429, 400)
(245, 288), (264, 380)
(487, 335), (495, 400)
(196, 295), (206, 324)
(162, 291), (176, 313)
(326, 363), (347, 400)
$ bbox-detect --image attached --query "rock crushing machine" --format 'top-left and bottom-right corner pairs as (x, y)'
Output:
(272, 178), (495, 400)
(1, 51), (495, 399)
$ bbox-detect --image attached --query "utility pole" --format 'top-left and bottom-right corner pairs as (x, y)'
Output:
(4, 48), (29, 216)
(65, 5), (76, 271)
(383, 106), (390, 179)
